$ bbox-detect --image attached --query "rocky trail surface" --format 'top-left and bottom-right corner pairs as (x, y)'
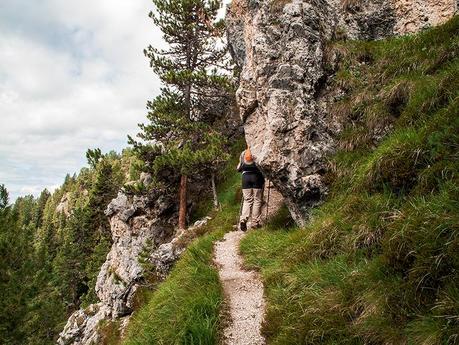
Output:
(214, 184), (282, 345)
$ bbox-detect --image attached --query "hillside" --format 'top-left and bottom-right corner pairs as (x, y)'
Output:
(108, 15), (458, 345)
(240, 15), (459, 344)
(1, 1), (458, 345)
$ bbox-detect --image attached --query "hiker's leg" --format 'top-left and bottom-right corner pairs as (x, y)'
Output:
(240, 188), (254, 223)
(252, 188), (263, 227)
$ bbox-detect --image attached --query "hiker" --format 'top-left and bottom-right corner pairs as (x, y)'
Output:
(237, 147), (265, 231)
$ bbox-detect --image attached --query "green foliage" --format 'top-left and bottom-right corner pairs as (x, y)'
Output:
(0, 184), (8, 209)
(0, 149), (132, 344)
(86, 148), (103, 169)
(0, 197), (33, 344)
(189, 138), (245, 222)
(124, 231), (224, 345)
(137, 239), (158, 284)
(240, 17), (459, 345)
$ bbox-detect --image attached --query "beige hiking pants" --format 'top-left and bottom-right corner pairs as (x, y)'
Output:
(240, 188), (263, 226)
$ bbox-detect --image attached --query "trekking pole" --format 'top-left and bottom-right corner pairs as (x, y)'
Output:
(238, 190), (244, 229)
(265, 180), (271, 221)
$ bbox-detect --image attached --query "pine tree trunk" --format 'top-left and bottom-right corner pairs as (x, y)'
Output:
(211, 173), (219, 210)
(178, 175), (187, 230)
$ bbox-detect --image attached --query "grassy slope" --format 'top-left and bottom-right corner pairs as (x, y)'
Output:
(241, 17), (459, 345)
(120, 145), (243, 345)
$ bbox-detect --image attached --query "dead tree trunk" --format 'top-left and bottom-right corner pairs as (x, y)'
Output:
(211, 172), (219, 210)
(178, 175), (187, 230)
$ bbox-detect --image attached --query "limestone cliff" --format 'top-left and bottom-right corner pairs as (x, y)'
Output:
(57, 189), (211, 345)
(226, 0), (457, 224)
(57, 190), (173, 345)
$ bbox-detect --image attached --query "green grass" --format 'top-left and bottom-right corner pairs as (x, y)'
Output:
(121, 144), (243, 345)
(240, 17), (459, 345)
(123, 230), (224, 345)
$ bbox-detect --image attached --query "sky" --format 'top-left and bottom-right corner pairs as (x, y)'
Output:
(0, 0), (230, 202)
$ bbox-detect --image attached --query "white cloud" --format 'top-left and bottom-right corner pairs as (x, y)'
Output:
(0, 0), (163, 201)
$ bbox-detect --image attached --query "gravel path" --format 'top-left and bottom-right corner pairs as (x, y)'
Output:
(214, 183), (283, 345)
(214, 230), (266, 345)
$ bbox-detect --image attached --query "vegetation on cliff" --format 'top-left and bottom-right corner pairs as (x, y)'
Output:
(240, 16), (459, 344)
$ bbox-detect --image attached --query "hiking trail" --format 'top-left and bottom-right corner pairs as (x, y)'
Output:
(214, 184), (283, 345)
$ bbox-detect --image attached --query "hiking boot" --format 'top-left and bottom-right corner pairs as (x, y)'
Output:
(240, 221), (247, 232)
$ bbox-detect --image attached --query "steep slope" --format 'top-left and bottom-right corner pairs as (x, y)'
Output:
(227, 0), (457, 223)
(240, 16), (459, 344)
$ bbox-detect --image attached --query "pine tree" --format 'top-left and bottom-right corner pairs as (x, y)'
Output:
(0, 184), (8, 209)
(129, 0), (231, 229)
(80, 158), (121, 305)
(52, 206), (91, 309)
(87, 158), (120, 233)
(86, 148), (103, 169)
(32, 189), (50, 229)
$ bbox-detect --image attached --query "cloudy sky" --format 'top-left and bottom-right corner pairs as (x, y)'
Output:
(0, 0), (230, 201)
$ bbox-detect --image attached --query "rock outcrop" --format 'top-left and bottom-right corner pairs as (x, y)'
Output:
(57, 190), (210, 345)
(57, 191), (174, 345)
(226, 0), (457, 224)
(56, 192), (71, 216)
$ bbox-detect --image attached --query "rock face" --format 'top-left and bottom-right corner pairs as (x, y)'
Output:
(226, 0), (457, 224)
(56, 192), (71, 216)
(56, 303), (111, 345)
(57, 190), (186, 345)
(95, 192), (175, 318)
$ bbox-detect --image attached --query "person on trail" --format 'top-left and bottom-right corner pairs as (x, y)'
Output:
(237, 147), (265, 231)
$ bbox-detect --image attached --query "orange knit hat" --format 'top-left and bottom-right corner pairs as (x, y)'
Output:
(244, 147), (253, 162)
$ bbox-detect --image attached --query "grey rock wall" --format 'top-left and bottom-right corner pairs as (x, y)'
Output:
(227, 0), (457, 224)
(57, 188), (213, 345)
(58, 191), (176, 345)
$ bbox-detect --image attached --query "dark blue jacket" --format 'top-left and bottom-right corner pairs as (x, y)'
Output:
(237, 151), (265, 189)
